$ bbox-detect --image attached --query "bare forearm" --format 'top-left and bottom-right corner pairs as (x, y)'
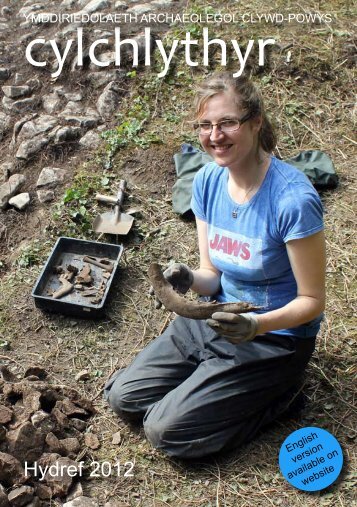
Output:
(256, 295), (325, 334)
(191, 268), (221, 296)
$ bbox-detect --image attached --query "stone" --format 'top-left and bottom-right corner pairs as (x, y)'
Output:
(89, 51), (115, 70)
(152, 0), (173, 5)
(0, 405), (12, 424)
(54, 126), (81, 143)
(0, 425), (6, 442)
(127, 3), (152, 15)
(12, 115), (35, 145)
(61, 0), (78, 8)
(0, 452), (25, 487)
(18, 4), (45, 18)
(51, 407), (71, 428)
(2, 96), (36, 114)
(104, 502), (129, 507)
(37, 189), (54, 203)
(7, 421), (45, 462)
(64, 92), (83, 102)
(14, 73), (25, 85)
(0, 111), (10, 139)
(60, 101), (84, 116)
(45, 432), (63, 453)
(0, 68), (10, 81)
(7, 486), (34, 507)
(8, 193), (30, 211)
(71, 418), (87, 431)
(60, 437), (81, 455)
(36, 167), (66, 188)
(16, 136), (49, 160)
(0, 367), (19, 383)
(2, 85), (31, 99)
(19, 32), (34, 44)
(1, 162), (15, 179)
(0, 174), (26, 209)
(112, 431), (122, 445)
(61, 24), (81, 37)
(82, 0), (109, 13)
(18, 115), (57, 141)
(37, 452), (61, 468)
(63, 497), (98, 507)
(88, 70), (125, 89)
(26, 78), (41, 90)
(79, 130), (101, 149)
(42, 93), (61, 114)
(75, 369), (90, 381)
(43, 457), (79, 497)
(0, 484), (10, 507)
(31, 410), (50, 427)
(2, 6), (12, 16)
(56, 399), (88, 418)
(64, 115), (101, 128)
(71, 50), (90, 72)
(96, 81), (121, 119)
(35, 483), (52, 500)
(84, 432), (100, 450)
(66, 482), (83, 502)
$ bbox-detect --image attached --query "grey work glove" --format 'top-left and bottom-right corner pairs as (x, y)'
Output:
(149, 262), (194, 309)
(206, 312), (259, 344)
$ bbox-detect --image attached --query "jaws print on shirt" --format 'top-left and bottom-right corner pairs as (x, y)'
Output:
(208, 225), (263, 270)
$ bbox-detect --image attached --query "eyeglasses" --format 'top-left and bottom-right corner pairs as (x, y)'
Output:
(194, 113), (252, 135)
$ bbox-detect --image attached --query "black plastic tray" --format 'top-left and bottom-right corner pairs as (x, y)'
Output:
(32, 237), (123, 318)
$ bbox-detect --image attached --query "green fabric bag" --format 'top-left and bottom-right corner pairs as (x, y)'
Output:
(172, 151), (212, 216)
(285, 150), (339, 191)
(172, 148), (338, 216)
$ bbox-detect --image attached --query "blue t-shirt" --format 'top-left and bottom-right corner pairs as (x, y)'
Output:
(191, 156), (324, 338)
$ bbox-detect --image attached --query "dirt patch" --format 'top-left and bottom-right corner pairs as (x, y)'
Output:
(0, 366), (98, 505)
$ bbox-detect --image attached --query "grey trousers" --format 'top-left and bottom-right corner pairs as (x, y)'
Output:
(104, 316), (315, 459)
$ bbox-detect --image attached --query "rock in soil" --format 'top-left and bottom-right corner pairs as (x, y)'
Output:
(0, 485), (10, 507)
(36, 167), (67, 188)
(16, 136), (49, 161)
(112, 431), (121, 445)
(37, 189), (54, 203)
(0, 405), (13, 424)
(84, 432), (100, 450)
(74, 370), (90, 382)
(0, 174), (26, 209)
(63, 496), (99, 507)
(0, 451), (26, 487)
(43, 456), (80, 497)
(6, 421), (45, 462)
(31, 410), (50, 428)
(66, 482), (83, 502)
(7, 485), (34, 506)
(1, 85), (31, 99)
(0, 425), (6, 442)
(8, 193), (30, 211)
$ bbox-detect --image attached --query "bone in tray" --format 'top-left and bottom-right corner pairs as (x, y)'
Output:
(47, 254), (113, 306)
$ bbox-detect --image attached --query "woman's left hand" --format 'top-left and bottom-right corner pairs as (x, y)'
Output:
(206, 312), (259, 343)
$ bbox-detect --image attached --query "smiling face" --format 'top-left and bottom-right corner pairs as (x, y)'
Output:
(198, 91), (262, 171)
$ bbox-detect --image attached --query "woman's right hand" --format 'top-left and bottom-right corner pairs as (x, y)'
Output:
(149, 263), (194, 309)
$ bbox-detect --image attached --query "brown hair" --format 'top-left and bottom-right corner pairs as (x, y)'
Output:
(194, 72), (277, 153)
